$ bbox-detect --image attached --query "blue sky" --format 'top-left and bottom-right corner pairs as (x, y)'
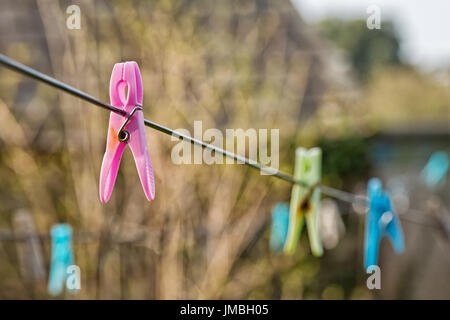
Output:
(292, 0), (449, 71)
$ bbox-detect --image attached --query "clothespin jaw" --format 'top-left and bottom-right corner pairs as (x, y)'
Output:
(364, 178), (404, 270)
(48, 224), (74, 296)
(270, 203), (290, 252)
(284, 147), (323, 257)
(99, 61), (155, 203)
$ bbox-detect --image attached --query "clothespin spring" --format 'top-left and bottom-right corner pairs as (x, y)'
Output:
(298, 182), (320, 212)
(118, 105), (143, 142)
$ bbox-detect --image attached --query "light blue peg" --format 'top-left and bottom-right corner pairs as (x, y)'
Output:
(48, 224), (74, 296)
(270, 203), (290, 252)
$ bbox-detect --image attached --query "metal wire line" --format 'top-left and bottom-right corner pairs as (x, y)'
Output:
(0, 53), (446, 235)
(0, 53), (363, 204)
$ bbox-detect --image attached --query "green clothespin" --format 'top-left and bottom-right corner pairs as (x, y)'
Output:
(284, 147), (323, 257)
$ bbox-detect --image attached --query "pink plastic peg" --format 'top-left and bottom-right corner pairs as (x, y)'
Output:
(99, 61), (155, 203)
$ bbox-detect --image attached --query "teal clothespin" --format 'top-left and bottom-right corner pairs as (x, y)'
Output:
(284, 147), (323, 256)
(48, 223), (75, 296)
(364, 178), (404, 270)
(270, 203), (290, 252)
(421, 151), (448, 189)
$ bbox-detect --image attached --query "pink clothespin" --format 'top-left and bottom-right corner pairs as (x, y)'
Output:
(99, 61), (155, 203)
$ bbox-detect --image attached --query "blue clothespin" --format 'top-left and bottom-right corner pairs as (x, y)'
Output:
(270, 203), (290, 252)
(48, 223), (75, 296)
(364, 178), (404, 270)
(421, 151), (448, 189)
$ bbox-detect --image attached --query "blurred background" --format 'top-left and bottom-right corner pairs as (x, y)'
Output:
(0, 0), (448, 299)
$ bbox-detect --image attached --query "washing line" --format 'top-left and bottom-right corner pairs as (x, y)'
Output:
(0, 54), (364, 204)
(0, 53), (447, 235)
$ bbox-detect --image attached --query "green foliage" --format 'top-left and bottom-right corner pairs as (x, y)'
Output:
(318, 19), (402, 80)
(318, 137), (370, 186)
